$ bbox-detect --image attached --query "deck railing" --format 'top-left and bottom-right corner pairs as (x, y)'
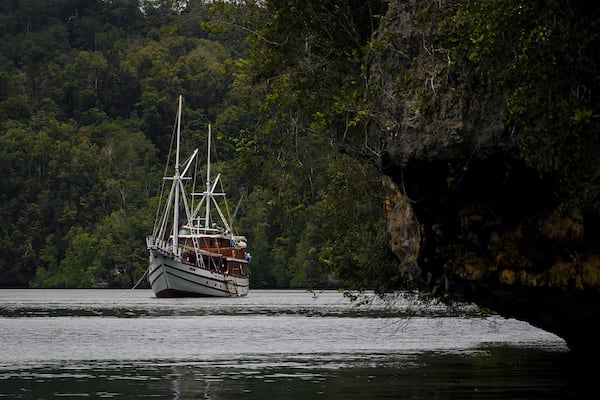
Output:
(146, 236), (172, 253)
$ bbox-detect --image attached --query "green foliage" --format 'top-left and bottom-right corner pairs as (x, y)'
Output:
(2, 0), (599, 293)
(0, 0), (401, 292)
(313, 154), (398, 293)
(445, 0), (600, 214)
(0, 109), (158, 287)
(0, 2), (198, 286)
(246, 0), (387, 154)
(228, 0), (401, 292)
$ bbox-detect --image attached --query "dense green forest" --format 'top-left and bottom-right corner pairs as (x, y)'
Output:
(0, 0), (397, 290)
(2, 0), (599, 291)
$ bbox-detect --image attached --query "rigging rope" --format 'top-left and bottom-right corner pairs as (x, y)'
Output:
(152, 113), (178, 237)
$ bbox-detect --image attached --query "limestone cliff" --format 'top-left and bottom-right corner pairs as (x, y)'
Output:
(371, 0), (600, 355)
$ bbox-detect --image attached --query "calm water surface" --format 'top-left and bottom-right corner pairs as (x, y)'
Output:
(0, 289), (590, 399)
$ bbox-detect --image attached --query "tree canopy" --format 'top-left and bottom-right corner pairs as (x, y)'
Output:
(2, 0), (598, 293)
(0, 0), (398, 291)
(443, 0), (600, 213)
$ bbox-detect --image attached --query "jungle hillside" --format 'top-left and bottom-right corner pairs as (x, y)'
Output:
(0, 0), (396, 290)
(2, 0), (600, 300)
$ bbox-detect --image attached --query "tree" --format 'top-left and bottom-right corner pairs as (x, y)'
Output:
(445, 0), (600, 214)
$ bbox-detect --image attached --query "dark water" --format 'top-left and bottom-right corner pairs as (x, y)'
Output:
(0, 289), (590, 399)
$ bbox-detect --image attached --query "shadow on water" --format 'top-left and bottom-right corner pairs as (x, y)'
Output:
(0, 347), (594, 399)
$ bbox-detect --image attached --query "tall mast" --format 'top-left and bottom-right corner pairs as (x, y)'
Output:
(204, 124), (211, 231)
(172, 95), (182, 256)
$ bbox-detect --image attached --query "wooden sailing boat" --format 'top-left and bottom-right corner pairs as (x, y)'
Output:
(146, 95), (250, 297)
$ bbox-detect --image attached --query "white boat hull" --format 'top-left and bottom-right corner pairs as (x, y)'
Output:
(148, 251), (249, 298)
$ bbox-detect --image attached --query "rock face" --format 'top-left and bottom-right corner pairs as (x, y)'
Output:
(372, 1), (600, 355)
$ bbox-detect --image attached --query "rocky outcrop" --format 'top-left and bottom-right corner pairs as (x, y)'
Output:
(372, 1), (600, 355)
